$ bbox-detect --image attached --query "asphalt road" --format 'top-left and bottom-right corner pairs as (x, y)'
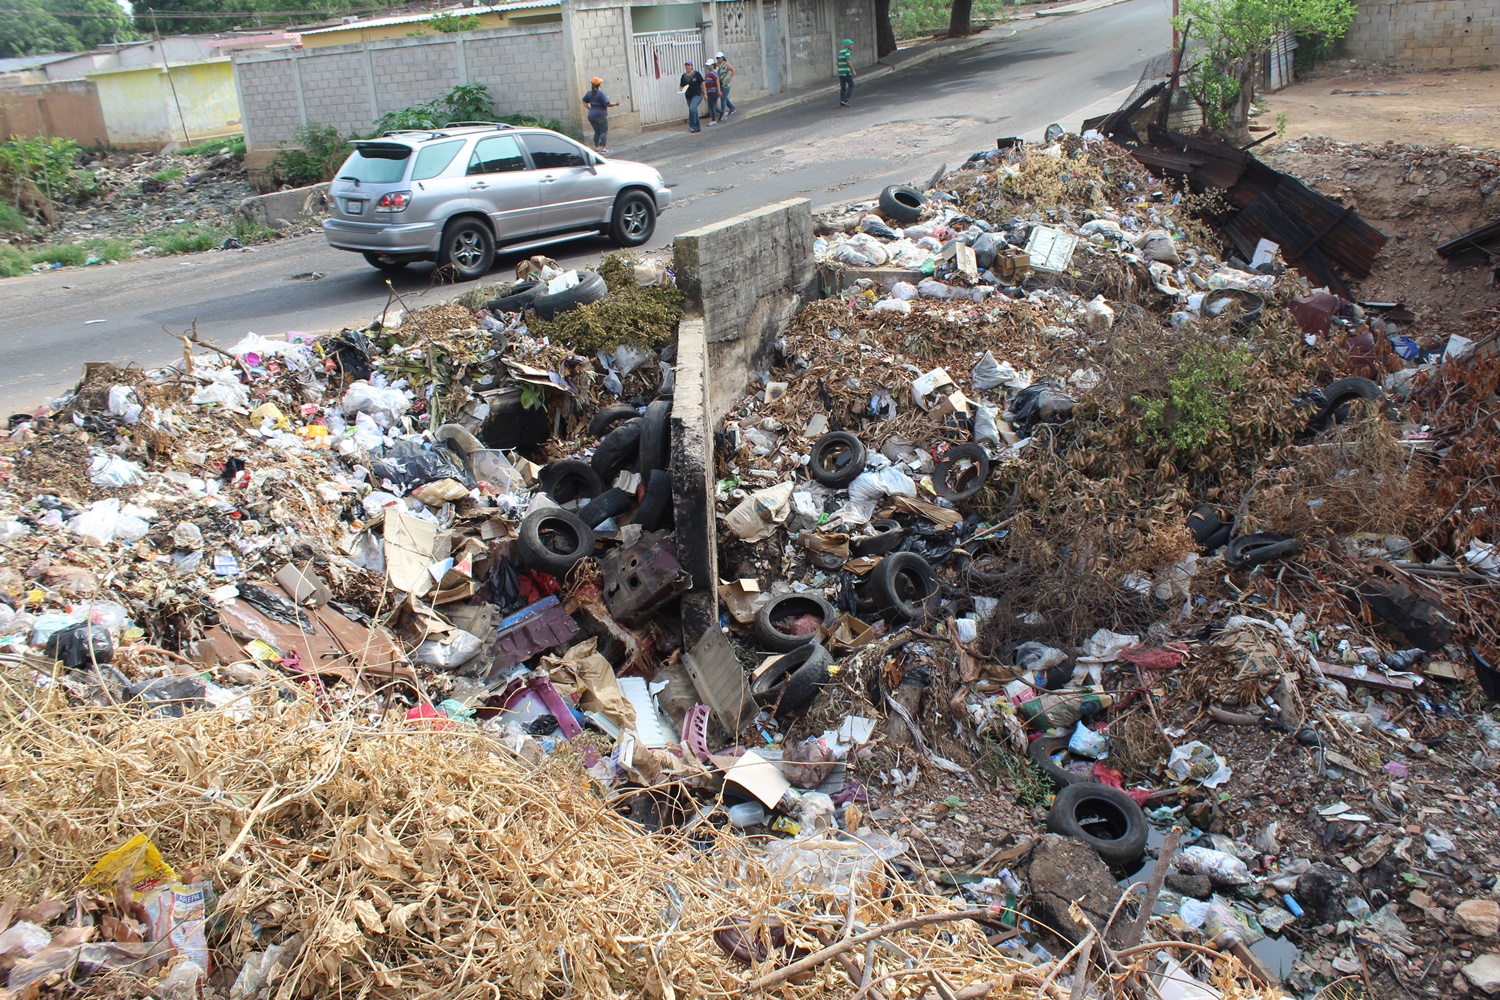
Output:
(0, 0), (1165, 413)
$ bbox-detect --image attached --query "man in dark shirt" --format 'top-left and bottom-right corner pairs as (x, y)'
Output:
(679, 61), (705, 133)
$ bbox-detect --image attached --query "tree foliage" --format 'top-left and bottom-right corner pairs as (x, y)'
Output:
(45, 0), (138, 48)
(0, 0), (83, 58)
(1174, 0), (1354, 128)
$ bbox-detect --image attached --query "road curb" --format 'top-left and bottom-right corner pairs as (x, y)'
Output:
(1028, 0), (1132, 17)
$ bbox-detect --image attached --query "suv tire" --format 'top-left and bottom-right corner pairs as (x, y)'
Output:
(610, 191), (657, 247)
(437, 218), (495, 282)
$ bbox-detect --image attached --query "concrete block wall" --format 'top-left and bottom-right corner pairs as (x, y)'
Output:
(571, 5), (639, 132)
(1346, 0), (1493, 68)
(674, 198), (816, 420)
(234, 24), (570, 153)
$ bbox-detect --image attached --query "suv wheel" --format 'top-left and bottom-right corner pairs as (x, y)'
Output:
(437, 218), (495, 282)
(610, 191), (656, 247)
(362, 251), (413, 272)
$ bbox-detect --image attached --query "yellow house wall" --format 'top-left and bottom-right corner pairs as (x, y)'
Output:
(90, 60), (241, 147)
(299, 7), (561, 47)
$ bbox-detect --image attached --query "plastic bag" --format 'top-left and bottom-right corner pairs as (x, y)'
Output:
(861, 215), (898, 240)
(342, 380), (411, 427)
(411, 629), (484, 668)
(890, 281), (918, 301)
(68, 498), (150, 545)
(1134, 230), (1181, 265)
(189, 368), (248, 409)
(845, 233), (889, 265)
(546, 269), (581, 293)
(1068, 721), (1108, 759)
(1083, 295), (1115, 331)
(107, 385), (143, 424)
(917, 278), (954, 299)
(873, 298), (911, 314)
(762, 830), (906, 895)
(973, 404), (1001, 450)
(1175, 846), (1251, 886)
(1007, 379), (1075, 434)
(848, 467), (916, 505)
(372, 440), (468, 489)
(1168, 740), (1232, 787)
(89, 452), (144, 486)
(43, 621), (113, 667)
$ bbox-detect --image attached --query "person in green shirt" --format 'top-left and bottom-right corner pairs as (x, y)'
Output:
(837, 38), (855, 107)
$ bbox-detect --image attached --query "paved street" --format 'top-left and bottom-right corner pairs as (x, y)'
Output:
(0, 0), (1165, 413)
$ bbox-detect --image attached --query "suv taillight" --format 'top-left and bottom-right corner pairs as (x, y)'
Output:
(376, 191), (411, 212)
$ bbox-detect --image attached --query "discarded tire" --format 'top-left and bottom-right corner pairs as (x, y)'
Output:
(879, 184), (924, 225)
(1202, 288), (1264, 330)
(517, 509), (595, 577)
(1307, 376), (1387, 434)
(529, 270), (607, 320)
(750, 641), (834, 713)
(538, 459), (603, 504)
(634, 468), (673, 531)
(483, 280), (543, 314)
(1045, 782), (1149, 869)
(1186, 504), (1233, 554)
(933, 443), (990, 502)
(592, 417), (643, 482)
(808, 431), (866, 488)
(1224, 532), (1301, 569)
(754, 593), (836, 653)
(1029, 734), (1090, 789)
(588, 403), (638, 438)
(576, 487), (633, 528)
(637, 399), (671, 474)
(868, 551), (938, 622)
(851, 518), (904, 557)
(963, 535), (1009, 588)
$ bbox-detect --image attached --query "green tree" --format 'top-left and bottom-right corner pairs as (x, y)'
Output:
(131, 0), (240, 37)
(0, 0), (81, 57)
(1175, 0), (1355, 130)
(43, 0), (138, 49)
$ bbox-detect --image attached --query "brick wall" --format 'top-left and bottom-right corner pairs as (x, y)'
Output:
(0, 79), (108, 146)
(234, 24), (569, 152)
(572, 6), (637, 130)
(674, 199), (816, 419)
(1346, 0), (1494, 68)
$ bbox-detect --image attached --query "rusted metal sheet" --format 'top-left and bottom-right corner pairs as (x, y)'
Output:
(487, 595), (582, 678)
(600, 531), (692, 626)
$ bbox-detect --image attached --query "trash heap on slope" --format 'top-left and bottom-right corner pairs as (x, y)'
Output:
(712, 132), (1500, 997)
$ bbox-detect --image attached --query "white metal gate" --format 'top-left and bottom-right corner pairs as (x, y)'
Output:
(631, 29), (707, 126)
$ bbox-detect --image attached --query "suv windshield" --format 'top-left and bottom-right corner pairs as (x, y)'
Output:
(340, 144), (411, 184)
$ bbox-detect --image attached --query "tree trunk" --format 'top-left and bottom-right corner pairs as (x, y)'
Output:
(874, 0), (897, 57)
(1231, 54), (1259, 126)
(948, 0), (973, 38)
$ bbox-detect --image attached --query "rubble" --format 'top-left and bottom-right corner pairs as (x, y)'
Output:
(4, 122), (1500, 1000)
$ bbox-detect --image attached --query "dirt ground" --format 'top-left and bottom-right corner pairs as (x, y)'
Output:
(1261, 63), (1500, 152)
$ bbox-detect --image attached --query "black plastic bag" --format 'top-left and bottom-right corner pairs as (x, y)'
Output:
(44, 622), (113, 667)
(1008, 379), (1075, 435)
(324, 329), (374, 381)
(372, 439), (471, 489)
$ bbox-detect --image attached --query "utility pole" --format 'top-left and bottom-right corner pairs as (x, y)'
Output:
(150, 8), (195, 146)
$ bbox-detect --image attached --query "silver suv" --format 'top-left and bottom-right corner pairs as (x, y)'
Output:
(321, 122), (671, 280)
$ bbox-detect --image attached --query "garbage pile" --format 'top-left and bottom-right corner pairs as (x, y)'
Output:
(0, 219), (1285, 998)
(715, 133), (1500, 996)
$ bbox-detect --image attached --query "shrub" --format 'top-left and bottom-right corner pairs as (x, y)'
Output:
(271, 122), (350, 186)
(0, 202), (28, 236)
(428, 12), (481, 32)
(0, 135), (89, 221)
(1134, 342), (1255, 452)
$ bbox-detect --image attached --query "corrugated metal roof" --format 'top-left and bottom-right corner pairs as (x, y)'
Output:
(298, 0), (557, 35)
(0, 52), (86, 73)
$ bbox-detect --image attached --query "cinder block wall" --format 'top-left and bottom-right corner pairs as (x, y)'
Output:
(673, 199), (816, 421)
(1346, 0), (1493, 68)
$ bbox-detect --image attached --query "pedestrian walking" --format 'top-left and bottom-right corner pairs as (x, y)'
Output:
(715, 51), (736, 116)
(581, 76), (619, 153)
(679, 61), (704, 132)
(703, 62), (722, 125)
(837, 38), (856, 107)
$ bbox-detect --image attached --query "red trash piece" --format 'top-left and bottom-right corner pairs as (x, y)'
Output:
(786, 612), (824, 636)
(1289, 291), (1340, 335)
(1119, 646), (1185, 671)
(406, 703), (453, 729)
(1092, 763), (1124, 788)
(1125, 787), (1151, 806)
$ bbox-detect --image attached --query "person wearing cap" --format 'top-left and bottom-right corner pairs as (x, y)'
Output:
(679, 60), (705, 133)
(837, 38), (856, 107)
(714, 52), (736, 117)
(703, 60), (722, 125)
(581, 76), (619, 153)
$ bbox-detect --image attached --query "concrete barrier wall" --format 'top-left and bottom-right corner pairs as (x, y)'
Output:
(1347, 0), (1494, 67)
(673, 198), (816, 421)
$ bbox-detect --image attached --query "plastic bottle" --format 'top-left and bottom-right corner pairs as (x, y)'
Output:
(728, 802), (766, 828)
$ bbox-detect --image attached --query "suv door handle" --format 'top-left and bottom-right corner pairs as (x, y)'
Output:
(471, 181), (489, 189)
(539, 175), (557, 184)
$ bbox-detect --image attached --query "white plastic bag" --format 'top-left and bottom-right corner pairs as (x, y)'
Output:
(890, 281), (919, 301)
(873, 298), (912, 315)
(189, 369), (248, 409)
(89, 453), (144, 486)
(917, 278), (954, 299)
(1175, 846), (1251, 886)
(68, 498), (149, 545)
(107, 386), (142, 424)
(342, 381), (411, 427)
(1068, 721), (1108, 759)
(848, 467), (916, 505)
(1168, 740), (1232, 787)
(411, 629), (483, 668)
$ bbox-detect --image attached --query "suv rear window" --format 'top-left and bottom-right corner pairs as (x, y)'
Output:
(412, 139), (464, 180)
(340, 144), (411, 184)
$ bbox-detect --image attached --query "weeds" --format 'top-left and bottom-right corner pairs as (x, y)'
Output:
(0, 136), (93, 223)
(178, 135), (246, 159)
(979, 741), (1052, 808)
(271, 122), (351, 186)
(151, 167), (185, 183)
(0, 203), (27, 236)
(1133, 342), (1255, 452)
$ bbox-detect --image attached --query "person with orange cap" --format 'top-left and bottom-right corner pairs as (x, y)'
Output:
(582, 76), (619, 153)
